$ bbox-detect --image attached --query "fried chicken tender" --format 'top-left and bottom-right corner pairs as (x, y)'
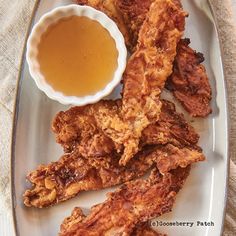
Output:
(141, 99), (199, 148)
(114, 4), (212, 118)
(23, 147), (154, 208)
(52, 100), (119, 153)
(77, 0), (212, 118)
(52, 100), (199, 158)
(165, 38), (212, 117)
(61, 207), (166, 236)
(23, 144), (204, 208)
(115, 0), (153, 51)
(59, 166), (190, 236)
(74, 0), (187, 165)
(119, 0), (186, 165)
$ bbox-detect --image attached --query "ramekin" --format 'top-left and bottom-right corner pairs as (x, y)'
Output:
(26, 4), (127, 106)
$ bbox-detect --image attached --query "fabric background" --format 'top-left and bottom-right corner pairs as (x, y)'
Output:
(0, 0), (235, 235)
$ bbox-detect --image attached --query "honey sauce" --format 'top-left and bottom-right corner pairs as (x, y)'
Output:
(37, 16), (118, 96)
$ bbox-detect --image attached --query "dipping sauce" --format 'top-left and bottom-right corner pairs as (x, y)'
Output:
(37, 16), (118, 96)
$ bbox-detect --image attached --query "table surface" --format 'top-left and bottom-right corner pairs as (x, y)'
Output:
(233, 1), (236, 21)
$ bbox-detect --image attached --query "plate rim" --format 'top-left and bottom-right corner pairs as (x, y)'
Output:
(207, 0), (230, 235)
(10, 1), (230, 235)
(10, 1), (41, 235)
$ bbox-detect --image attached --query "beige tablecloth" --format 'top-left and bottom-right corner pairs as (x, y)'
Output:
(0, 0), (235, 235)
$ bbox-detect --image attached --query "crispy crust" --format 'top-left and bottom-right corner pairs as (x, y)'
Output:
(61, 207), (166, 236)
(52, 99), (199, 157)
(23, 147), (154, 208)
(52, 100), (120, 153)
(115, 0), (153, 51)
(23, 144), (204, 208)
(119, 0), (186, 164)
(141, 99), (199, 148)
(74, 0), (186, 165)
(77, 1), (212, 117)
(59, 167), (190, 235)
(166, 38), (212, 117)
(61, 208), (166, 236)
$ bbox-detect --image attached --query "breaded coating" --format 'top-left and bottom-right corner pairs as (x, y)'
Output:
(77, 1), (212, 117)
(59, 167), (190, 235)
(52, 100), (120, 153)
(150, 144), (204, 174)
(52, 100), (199, 157)
(119, 0), (186, 165)
(23, 147), (155, 208)
(23, 144), (204, 208)
(166, 38), (212, 117)
(141, 100), (199, 148)
(61, 207), (166, 236)
(73, 0), (186, 166)
(115, 0), (153, 51)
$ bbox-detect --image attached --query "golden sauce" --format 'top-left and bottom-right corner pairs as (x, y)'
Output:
(37, 16), (118, 96)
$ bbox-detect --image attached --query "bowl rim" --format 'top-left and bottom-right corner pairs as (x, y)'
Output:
(26, 4), (127, 105)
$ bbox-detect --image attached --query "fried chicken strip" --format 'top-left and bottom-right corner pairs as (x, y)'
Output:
(73, 0), (187, 166)
(77, 0), (212, 118)
(115, 2), (212, 118)
(23, 147), (154, 208)
(52, 100), (119, 154)
(59, 166), (190, 235)
(117, 0), (152, 51)
(118, 0), (186, 165)
(52, 100), (199, 157)
(115, 0), (153, 51)
(61, 207), (166, 236)
(23, 143), (203, 208)
(141, 99), (199, 148)
(165, 38), (212, 117)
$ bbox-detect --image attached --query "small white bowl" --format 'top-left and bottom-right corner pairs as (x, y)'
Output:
(26, 4), (127, 106)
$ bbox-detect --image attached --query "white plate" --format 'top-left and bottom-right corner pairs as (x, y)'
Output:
(11, 0), (229, 236)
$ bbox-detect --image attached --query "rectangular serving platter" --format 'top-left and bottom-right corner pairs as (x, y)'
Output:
(11, 0), (229, 236)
